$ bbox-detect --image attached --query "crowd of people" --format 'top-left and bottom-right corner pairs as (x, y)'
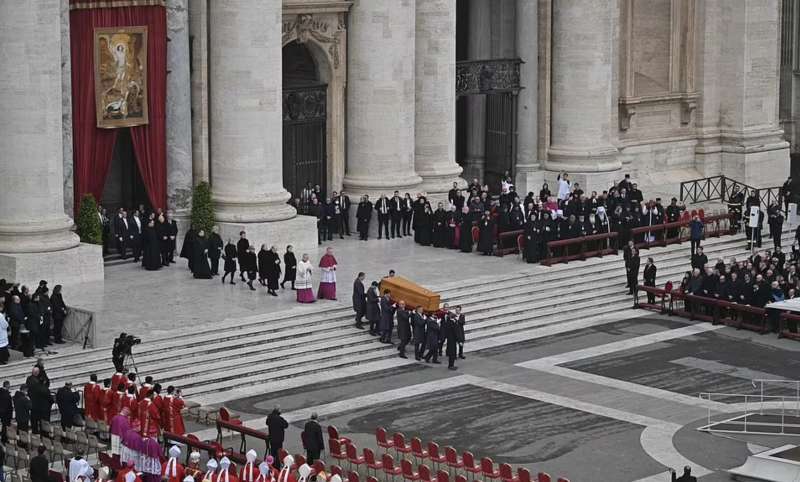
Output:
(98, 205), (179, 271)
(0, 280), (68, 363)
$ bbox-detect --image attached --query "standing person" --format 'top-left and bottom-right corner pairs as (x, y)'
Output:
(281, 246), (297, 290)
(689, 214), (704, 255)
(356, 195), (373, 241)
(768, 204), (785, 248)
(443, 314), (458, 370)
(378, 291), (396, 344)
(222, 239), (237, 285)
(412, 306), (426, 361)
(243, 246), (258, 291)
(423, 315), (441, 364)
(396, 301), (411, 358)
(366, 281), (380, 335)
(192, 230), (213, 279)
(157, 214), (172, 267)
(56, 381), (80, 430)
(557, 173), (571, 204)
(390, 191), (403, 239)
(338, 191), (352, 236)
(237, 231), (250, 282)
(317, 248), (338, 300)
(302, 413), (324, 465)
(114, 209), (129, 259)
(13, 384), (30, 432)
(129, 210), (142, 263)
(266, 407), (288, 469)
(257, 245), (270, 287)
(352, 272), (366, 329)
(142, 220), (162, 271)
(0, 304), (8, 364)
(208, 226), (223, 276)
(454, 306), (466, 360)
(627, 248), (641, 296)
(459, 207), (473, 253)
(265, 246), (281, 297)
(670, 466), (697, 482)
(295, 254), (316, 303)
(477, 211), (495, 255)
(0, 381), (11, 443)
(782, 176), (793, 214)
(401, 193), (414, 236)
(179, 224), (196, 271)
(375, 194), (390, 240)
(167, 214), (179, 264)
(643, 258), (657, 304)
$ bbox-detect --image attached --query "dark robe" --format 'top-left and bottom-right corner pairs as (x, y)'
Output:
(265, 251), (281, 290)
(207, 233), (223, 274)
(396, 309), (411, 344)
(366, 288), (380, 323)
(257, 249), (270, 281)
(142, 225), (162, 270)
(180, 228), (196, 271)
(192, 235), (212, 279)
(477, 217), (494, 254)
(459, 218), (473, 253)
(432, 209), (447, 247)
(523, 220), (540, 263)
(283, 252), (297, 283)
(417, 211), (433, 246)
(223, 243), (237, 273)
(425, 317), (440, 351)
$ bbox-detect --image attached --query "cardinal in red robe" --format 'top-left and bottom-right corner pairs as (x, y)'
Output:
(317, 248), (338, 300)
(218, 457), (239, 482)
(105, 384), (125, 424)
(110, 372), (127, 393)
(138, 392), (161, 438)
(84, 375), (102, 421)
(121, 387), (140, 431)
(162, 386), (186, 435)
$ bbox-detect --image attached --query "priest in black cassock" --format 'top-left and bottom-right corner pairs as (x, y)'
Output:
(222, 239), (237, 285)
(265, 246), (281, 296)
(523, 216), (540, 263)
(432, 203), (447, 248)
(416, 204), (433, 246)
(192, 229), (213, 279)
(207, 226), (223, 276)
(141, 220), (162, 271)
(180, 225), (196, 273)
(459, 207), (473, 253)
(257, 245), (270, 286)
(281, 245), (297, 290)
(477, 211), (495, 255)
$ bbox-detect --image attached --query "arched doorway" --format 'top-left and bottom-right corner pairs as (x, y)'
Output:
(283, 40), (327, 209)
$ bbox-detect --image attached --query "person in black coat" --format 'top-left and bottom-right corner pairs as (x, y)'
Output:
(412, 307), (427, 361)
(191, 230), (213, 279)
(141, 220), (162, 271)
(113, 210), (129, 259)
(55, 382), (80, 429)
(356, 195), (373, 241)
(180, 226), (196, 272)
(352, 273), (366, 329)
(29, 445), (49, 482)
(243, 246), (258, 291)
(523, 217), (540, 263)
(432, 204), (447, 248)
(416, 205), (433, 246)
(265, 246), (281, 296)
(627, 248), (640, 296)
(237, 231), (250, 282)
(454, 306), (466, 360)
(222, 239), (237, 285)
(459, 209), (474, 253)
(395, 301), (411, 358)
(477, 212), (495, 255)
(643, 258), (657, 304)
(443, 314), (459, 370)
(207, 226), (223, 276)
(281, 246), (297, 290)
(257, 245), (270, 287)
(0, 381), (12, 443)
(366, 282), (380, 335)
(14, 385), (31, 432)
(157, 215), (172, 266)
(167, 216), (179, 263)
(671, 466), (697, 482)
(302, 413), (325, 464)
(423, 315), (440, 363)
(128, 211), (142, 262)
(378, 292), (396, 344)
(266, 407), (288, 469)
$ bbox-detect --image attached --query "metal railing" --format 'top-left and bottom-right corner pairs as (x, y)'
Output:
(679, 175), (783, 212)
(698, 391), (800, 436)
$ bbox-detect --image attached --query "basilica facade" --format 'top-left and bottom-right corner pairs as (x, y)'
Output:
(0, 0), (792, 285)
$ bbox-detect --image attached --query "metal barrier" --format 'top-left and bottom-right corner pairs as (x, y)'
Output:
(779, 312), (800, 340)
(679, 175), (783, 213)
(631, 213), (733, 251)
(63, 305), (95, 348)
(698, 392), (800, 436)
(540, 232), (619, 266)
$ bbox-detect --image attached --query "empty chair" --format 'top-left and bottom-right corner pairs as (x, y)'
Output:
(347, 442), (365, 472)
(393, 433), (412, 458)
(444, 447), (462, 473)
(436, 470), (449, 482)
(401, 459), (419, 482)
(311, 460), (326, 477)
(480, 458), (500, 482)
(460, 452), (481, 478)
(330, 465), (344, 477)
(410, 438), (428, 463)
(376, 427), (395, 453)
(537, 473), (551, 482)
(499, 463), (517, 482)
(427, 443), (446, 470)
(329, 439), (348, 467)
(363, 448), (383, 476)
(348, 472), (360, 482)
(455, 477), (466, 482)
(75, 432), (90, 455)
(328, 425), (352, 446)
(382, 453), (402, 482)
(418, 465), (433, 482)
(516, 468), (531, 482)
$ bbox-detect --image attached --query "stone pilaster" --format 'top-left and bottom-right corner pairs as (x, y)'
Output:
(0, 0), (103, 286)
(546, 0), (621, 191)
(343, 0), (422, 198)
(208, 0), (317, 254)
(189, 0), (210, 185)
(414, 0), (465, 196)
(462, 0), (491, 182)
(515, 0), (543, 195)
(60, 0), (74, 217)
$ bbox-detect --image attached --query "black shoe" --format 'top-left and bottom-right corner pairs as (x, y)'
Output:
(459, 355), (465, 360)
(399, 353), (408, 359)
(230, 281), (236, 285)
(448, 366), (458, 370)
(270, 291), (278, 297)
(356, 324), (364, 329)
(432, 360), (441, 364)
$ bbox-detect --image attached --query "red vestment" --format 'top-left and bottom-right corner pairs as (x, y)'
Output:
(105, 390), (123, 424)
(115, 468), (142, 482)
(138, 399), (161, 437)
(217, 471), (239, 482)
(161, 460), (186, 482)
(122, 394), (140, 430)
(163, 395), (186, 435)
(138, 384), (153, 401)
(83, 382), (101, 421)
(240, 463), (257, 482)
(111, 373), (126, 392)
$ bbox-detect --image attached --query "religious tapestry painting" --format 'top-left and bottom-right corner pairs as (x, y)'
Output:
(94, 26), (148, 128)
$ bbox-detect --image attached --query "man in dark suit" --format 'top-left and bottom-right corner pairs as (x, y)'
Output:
(375, 194), (390, 240)
(390, 191), (403, 239)
(237, 231), (250, 282)
(356, 195), (373, 241)
(643, 258), (657, 304)
(266, 407), (288, 469)
(333, 191), (352, 238)
(671, 466), (697, 482)
(13, 384), (30, 432)
(379, 292), (396, 344)
(114, 209), (129, 259)
(29, 445), (50, 482)
(55, 381), (80, 429)
(128, 210), (142, 262)
(302, 412), (325, 464)
(0, 381), (12, 443)
(395, 301), (411, 359)
(352, 272), (366, 329)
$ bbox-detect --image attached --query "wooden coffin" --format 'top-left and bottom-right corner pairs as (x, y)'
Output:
(379, 276), (441, 312)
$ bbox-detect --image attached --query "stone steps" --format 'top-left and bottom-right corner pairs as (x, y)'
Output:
(4, 230), (787, 406)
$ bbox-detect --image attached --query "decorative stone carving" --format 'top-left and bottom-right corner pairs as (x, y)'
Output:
(681, 98), (697, 125)
(619, 103), (636, 131)
(456, 59), (522, 96)
(282, 13), (345, 69)
(283, 86), (327, 122)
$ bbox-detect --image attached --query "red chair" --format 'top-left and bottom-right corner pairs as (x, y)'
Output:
(49, 471), (65, 482)
(294, 455), (306, 470)
(499, 463), (517, 482)
(461, 452), (482, 478)
(331, 465), (344, 477)
(411, 437), (429, 463)
(444, 447), (463, 473)
(436, 470), (450, 482)
(347, 442), (366, 472)
(376, 427), (395, 453)
(328, 425), (352, 446)
(367, 478), (379, 482)
(418, 465), (433, 482)
(364, 448), (383, 476)
(557, 479), (570, 482)
(329, 439), (348, 467)
(698, 208), (705, 220)
(517, 468), (531, 482)
(219, 407), (242, 425)
(382, 453), (403, 482)
(455, 476), (467, 482)
(471, 226), (479, 243)
(401, 459), (420, 482)
(278, 448), (289, 463)
(537, 473), (551, 482)
(394, 432), (412, 458)
(481, 457), (500, 482)
(427, 442), (447, 469)
(348, 472), (360, 482)
(311, 460), (326, 477)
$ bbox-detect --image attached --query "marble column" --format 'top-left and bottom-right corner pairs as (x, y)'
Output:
(414, 0), (465, 196)
(344, 0), (422, 197)
(166, 0), (193, 243)
(463, 0), (491, 183)
(208, 0), (317, 254)
(0, 0), (103, 285)
(514, 0), (542, 195)
(189, 0), (210, 184)
(547, 0), (621, 190)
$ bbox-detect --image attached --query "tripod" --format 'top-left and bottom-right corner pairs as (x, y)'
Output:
(123, 352), (139, 374)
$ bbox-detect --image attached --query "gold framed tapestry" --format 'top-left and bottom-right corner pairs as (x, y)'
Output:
(94, 26), (148, 128)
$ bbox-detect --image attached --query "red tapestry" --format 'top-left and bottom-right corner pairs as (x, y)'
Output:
(70, 0), (167, 212)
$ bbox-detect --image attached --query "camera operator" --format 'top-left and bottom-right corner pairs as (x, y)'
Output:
(56, 381), (81, 430)
(112, 332), (141, 372)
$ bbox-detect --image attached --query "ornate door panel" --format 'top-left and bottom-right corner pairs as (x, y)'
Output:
(282, 85), (327, 201)
(484, 93), (515, 193)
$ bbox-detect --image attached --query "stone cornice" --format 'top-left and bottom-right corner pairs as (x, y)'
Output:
(283, 1), (353, 15)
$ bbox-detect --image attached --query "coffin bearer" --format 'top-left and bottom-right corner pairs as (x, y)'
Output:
(352, 272), (366, 329)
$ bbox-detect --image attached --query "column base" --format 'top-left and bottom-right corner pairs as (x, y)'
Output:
(0, 243), (104, 287)
(170, 209), (191, 254)
(720, 132), (790, 187)
(342, 174), (423, 201)
(416, 164), (467, 197)
(217, 215), (319, 259)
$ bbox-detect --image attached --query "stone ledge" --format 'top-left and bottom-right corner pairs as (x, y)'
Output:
(0, 243), (104, 287)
